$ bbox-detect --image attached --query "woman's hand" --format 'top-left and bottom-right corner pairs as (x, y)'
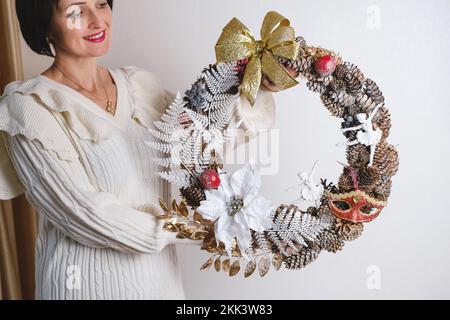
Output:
(261, 67), (300, 92)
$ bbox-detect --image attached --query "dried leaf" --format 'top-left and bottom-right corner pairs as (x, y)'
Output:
(272, 252), (283, 271)
(207, 247), (219, 254)
(200, 257), (213, 270)
(178, 201), (189, 218)
(191, 229), (208, 240)
(214, 256), (221, 272)
(217, 242), (227, 255)
(176, 233), (186, 239)
(258, 256), (270, 277)
(193, 211), (204, 224)
(163, 224), (177, 232)
(244, 261), (257, 278)
(174, 223), (186, 232)
(159, 198), (169, 212)
(229, 260), (240, 277)
(222, 259), (230, 273)
(171, 199), (178, 212)
(183, 226), (197, 234)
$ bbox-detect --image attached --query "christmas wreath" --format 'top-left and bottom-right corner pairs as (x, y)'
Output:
(147, 11), (399, 277)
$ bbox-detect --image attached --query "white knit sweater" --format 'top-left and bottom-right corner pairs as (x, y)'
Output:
(0, 66), (275, 300)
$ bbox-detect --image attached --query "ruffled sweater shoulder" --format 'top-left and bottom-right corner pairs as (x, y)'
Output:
(0, 67), (174, 199)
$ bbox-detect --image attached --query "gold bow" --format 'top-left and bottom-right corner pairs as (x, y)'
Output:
(215, 11), (300, 106)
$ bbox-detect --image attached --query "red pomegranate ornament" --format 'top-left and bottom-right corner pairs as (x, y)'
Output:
(314, 55), (337, 77)
(199, 169), (221, 190)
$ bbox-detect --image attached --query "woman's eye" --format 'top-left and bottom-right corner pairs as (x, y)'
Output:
(99, 2), (109, 8)
(66, 7), (82, 18)
(67, 12), (81, 18)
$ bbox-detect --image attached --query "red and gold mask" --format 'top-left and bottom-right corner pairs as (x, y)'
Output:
(327, 189), (386, 223)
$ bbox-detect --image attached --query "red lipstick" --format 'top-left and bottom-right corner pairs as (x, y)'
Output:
(83, 30), (106, 43)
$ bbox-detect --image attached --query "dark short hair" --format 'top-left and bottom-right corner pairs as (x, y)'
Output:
(16, 0), (114, 58)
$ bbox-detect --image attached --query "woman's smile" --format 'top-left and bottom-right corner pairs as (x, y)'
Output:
(83, 29), (106, 43)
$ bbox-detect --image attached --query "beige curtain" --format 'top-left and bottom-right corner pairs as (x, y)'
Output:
(0, 0), (38, 300)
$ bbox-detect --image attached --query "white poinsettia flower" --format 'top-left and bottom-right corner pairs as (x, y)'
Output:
(197, 164), (274, 257)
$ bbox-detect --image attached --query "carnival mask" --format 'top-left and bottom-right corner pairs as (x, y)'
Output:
(327, 189), (386, 223)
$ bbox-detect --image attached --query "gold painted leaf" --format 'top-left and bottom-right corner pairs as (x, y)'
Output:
(171, 199), (178, 212)
(159, 198), (169, 212)
(163, 224), (177, 232)
(174, 223), (186, 232)
(176, 233), (186, 239)
(178, 201), (189, 218)
(156, 214), (170, 220)
(244, 261), (257, 278)
(229, 260), (241, 277)
(207, 247), (219, 254)
(179, 227), (195, 238)
(200, 257), (213, 270)
(258, 256), (270, 277)
(193, 211), (203, 224)
(214, 256), (221, 272)
(272, 252), (283, 271)
(190, 231), (202, 241)
(222, 258), (230, 273)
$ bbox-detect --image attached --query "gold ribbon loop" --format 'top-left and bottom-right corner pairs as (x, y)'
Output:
(215, 11), (300, 105)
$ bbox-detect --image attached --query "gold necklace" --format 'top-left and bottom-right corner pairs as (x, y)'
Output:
(54, 64), (116, 115)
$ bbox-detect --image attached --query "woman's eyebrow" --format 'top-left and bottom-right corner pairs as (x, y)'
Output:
(65, 2), (86, 10)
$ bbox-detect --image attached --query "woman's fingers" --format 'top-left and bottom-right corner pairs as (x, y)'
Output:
(261, 66), (300, 92)
(261, 76), (280, 92)
(287, 66), (300, 78)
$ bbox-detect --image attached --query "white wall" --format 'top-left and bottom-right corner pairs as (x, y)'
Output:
(20, 0), (450, 299)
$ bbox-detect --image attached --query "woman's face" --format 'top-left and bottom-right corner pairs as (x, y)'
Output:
(49, 0), (112, 58)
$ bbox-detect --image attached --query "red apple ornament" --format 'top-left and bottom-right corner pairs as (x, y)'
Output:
(314, 55), (337, 77)
(200, 169), (221, 190)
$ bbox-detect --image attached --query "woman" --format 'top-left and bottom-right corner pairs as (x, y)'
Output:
(0, 0), (298, 299)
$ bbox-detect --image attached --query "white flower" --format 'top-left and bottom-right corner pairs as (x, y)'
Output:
(197, 164), (274, 257)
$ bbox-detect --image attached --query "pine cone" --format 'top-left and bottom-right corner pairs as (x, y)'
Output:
(346, 105), (361, 116)
(358, 166), (380, 192)
(336, 62), (365, 84)
(373, 106), (391, 140)
(330, 78), (347, 93)
(373, 178), (392, 199)
(355, 93), (378, 115)
(284, 244), (321, 270)
(321, 94), (346, 118)
(372, 142), (400, 179)
(278, 56), (314, 73)
(364, 79), (385, 104)
(307, 81), (327, 94)
(335, 218), (364, 241)
(346, 144), (370, 169)
(184, 81), (207, 110)
(338, 170), (355, 192)
(329, 91), (356, 107)
(317, 203), (333, 217)
(306, 206), (318, 216)
(319, 230), (345, 253)
(303, 71), (333, 85)
(180, 182), (206, 208)
(346, 77), (363, 95)
(295, 36), (307, 46)
(336, 62), (365, 95)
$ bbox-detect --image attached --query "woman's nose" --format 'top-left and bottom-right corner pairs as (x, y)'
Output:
(87, 10), (104, 29)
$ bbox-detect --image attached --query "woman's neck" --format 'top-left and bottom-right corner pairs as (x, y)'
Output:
(43, 55), (103, 92)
